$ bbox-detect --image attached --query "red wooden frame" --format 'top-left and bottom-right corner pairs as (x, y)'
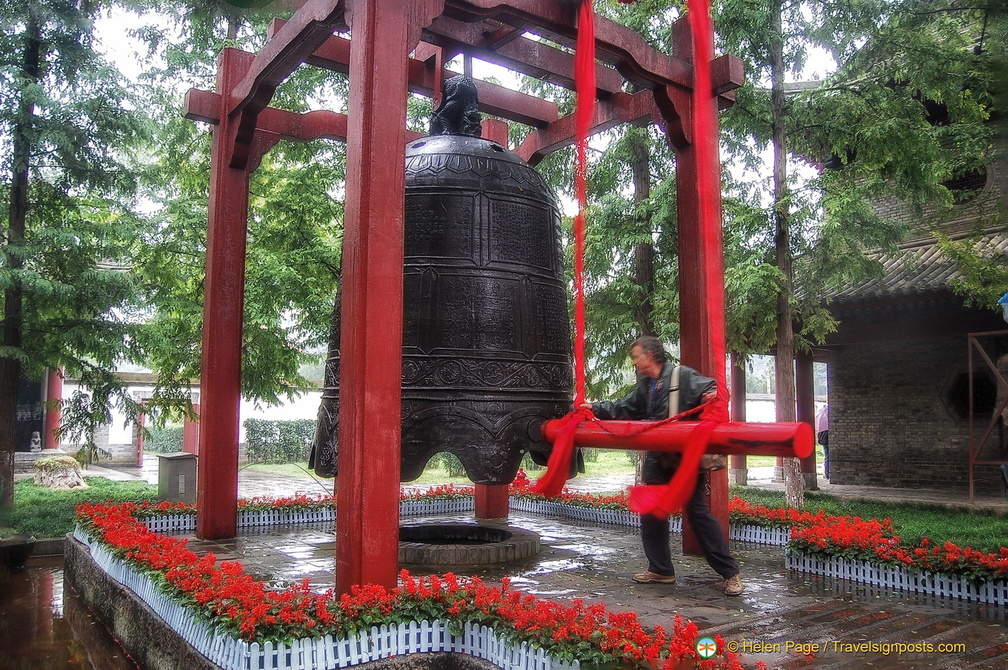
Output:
(185, 0), (747, 593)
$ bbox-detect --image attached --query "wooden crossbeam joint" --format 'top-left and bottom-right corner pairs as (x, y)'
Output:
(227, 0), (348, 169)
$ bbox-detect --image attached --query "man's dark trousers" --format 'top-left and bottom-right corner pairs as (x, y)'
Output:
(641, 473), (740, 578)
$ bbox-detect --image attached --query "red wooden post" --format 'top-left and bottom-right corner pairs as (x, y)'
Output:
(43, 368), (62, 449)
(183, 403), (200, 456)
(481, 118), (509, 147)
(672, 16), (729, 555)
(729, 355), (747, 485)
(336, 0), (429, 594)
(475, 483), (510, 520)
(196, 48), (254, 540)
(796, 350), (817, 488)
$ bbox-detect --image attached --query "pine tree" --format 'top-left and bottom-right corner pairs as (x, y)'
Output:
(0, 0), (149, 507)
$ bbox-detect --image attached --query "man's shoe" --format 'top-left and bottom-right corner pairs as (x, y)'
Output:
(632, 571), (676, 584)
(724, 573), (744, 596)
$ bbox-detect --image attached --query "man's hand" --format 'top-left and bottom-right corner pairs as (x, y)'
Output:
(578, 401), (593, 411)
(702, 390), (717, 403)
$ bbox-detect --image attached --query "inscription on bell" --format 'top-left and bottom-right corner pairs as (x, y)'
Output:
(489, 199), (554, 270)
(405, 195), (476, 261)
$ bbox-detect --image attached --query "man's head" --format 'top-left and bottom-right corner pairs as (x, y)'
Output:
(630, 335), (666, 378)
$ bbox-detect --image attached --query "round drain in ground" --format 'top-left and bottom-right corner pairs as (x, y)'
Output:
(398, 523), (540, 565)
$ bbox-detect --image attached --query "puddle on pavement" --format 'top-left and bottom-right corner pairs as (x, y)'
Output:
(0, 557), (138, 670)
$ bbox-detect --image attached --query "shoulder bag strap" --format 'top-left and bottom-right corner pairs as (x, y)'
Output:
(668, 365), (680, 417)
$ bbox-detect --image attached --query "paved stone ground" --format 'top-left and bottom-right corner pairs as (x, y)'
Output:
(83, 457), (1008, 670)
(175, 511), (1008, 670)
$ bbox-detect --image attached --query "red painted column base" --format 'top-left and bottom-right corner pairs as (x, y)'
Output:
(475, 483), (509, 520)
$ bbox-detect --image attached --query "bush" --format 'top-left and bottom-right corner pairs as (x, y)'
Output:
(244, 418), (316, 464)
(145, 425), (184, 454)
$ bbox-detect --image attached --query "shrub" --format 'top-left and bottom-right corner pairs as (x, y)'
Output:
(145, 425), (184, 454)
(244, 418), (316, 464)
(435, 452), (466, 478)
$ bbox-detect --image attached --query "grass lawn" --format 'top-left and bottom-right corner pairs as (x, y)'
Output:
(6, 477), (158, 539)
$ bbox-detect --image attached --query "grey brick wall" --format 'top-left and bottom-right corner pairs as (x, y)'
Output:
(830, 337), (1003, 494)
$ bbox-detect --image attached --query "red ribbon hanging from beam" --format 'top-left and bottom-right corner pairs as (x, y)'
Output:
(530, 0), (596, 498)
(534, 0), (727, 515)
(629, 0), (726, 518)
(572, 0), (594, 409)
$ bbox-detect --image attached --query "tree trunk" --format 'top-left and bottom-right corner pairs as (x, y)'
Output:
(628, 131), (655, 337)
(769, 1), (803, 508)
(628, 131), (653, 484)
(1, 16), (41, 510)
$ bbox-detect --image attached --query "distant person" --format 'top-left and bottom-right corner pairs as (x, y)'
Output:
(816, 403), (829, 479)
(581, 336), (743, 596)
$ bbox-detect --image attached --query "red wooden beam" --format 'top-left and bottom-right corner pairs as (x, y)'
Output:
(440, 1), (742, 97)
(269, 21), (560, 128)
(227, 0), (348, 168)
(423, 16), (625, 95)
(515, 89), (657, 165)
(185, 87), (425, 143)
(542, 420), (814, 460)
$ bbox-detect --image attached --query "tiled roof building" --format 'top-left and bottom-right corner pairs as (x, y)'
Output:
(816, 150), (1007, 496)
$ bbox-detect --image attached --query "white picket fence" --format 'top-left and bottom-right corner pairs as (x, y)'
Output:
(73, 527), (576, 670)
(508, 498), (644, 528)
(785, 550), (1008, 606)
(143, 498), (475, 534)
(509, 498), (793, 546)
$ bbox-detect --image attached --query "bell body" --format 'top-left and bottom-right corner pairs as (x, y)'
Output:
(311, 134), (572, 484)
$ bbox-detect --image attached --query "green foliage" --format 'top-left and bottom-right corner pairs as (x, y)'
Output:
(146, 425), (184, 454)
(10, 477), (157, 539)
(125, 5), (346, 416)
(243, 418), (316, 464)
(32, 455), (79, 473)
(436, 452), (466, 478)
(1, 0), (152, 494)
(520, 452), (544, 472)
(936, 229), (1008, 310)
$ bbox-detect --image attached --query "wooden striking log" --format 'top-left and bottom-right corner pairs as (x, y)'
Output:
(542, 419), (814, 459)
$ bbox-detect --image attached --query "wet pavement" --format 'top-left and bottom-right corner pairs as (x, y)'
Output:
(178, 511), (1008, 670)
(6, 457), (1008, 669)
(0, 557), (140, 670)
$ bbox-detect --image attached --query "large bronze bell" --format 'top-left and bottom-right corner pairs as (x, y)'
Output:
(310, 76), (572, 484)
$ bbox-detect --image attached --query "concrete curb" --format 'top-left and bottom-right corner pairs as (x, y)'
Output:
(31, 537), (65, 556)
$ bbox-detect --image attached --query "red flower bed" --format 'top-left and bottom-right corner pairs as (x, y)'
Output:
(75, 500), (756, 669)
(121, 484), (1008, 590)
(789, 517), (1008, 582)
